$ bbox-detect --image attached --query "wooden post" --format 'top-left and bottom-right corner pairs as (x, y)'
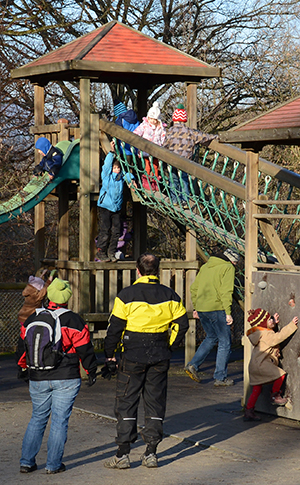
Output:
(243, 148), (259, 405)
(184, 83), (198, 364)
(34, 85), (45, 271)
(90, 113), (100, 193)
(185, 229), (197, 364)
(58, 123), (70, 276)
(187, 83), (197, 128)
(133, 86), (148, 259)
(79, 78), (91, 312)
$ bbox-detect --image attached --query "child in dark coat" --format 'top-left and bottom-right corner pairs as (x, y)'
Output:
(33, 137), (63, 180)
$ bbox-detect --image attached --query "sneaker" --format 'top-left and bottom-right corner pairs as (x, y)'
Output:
(95, 250), (110, 262)
(20, 464), (37, 473)
(184, 364), (201, 383)
(108, 253), (117, 262)
(104, 455), (130, 469)
(271, 392), (288, 406)
(214, 378), (234, 387)
(46, 463), (66, 474)
(141, 453), (158, 468)
(243, 408), (261, 422)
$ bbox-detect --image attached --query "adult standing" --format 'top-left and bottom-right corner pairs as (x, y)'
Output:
(163, 104), (217, 206)
(103, 253), (189, 469)
(17, 278), (98, 474)
(184, 248), (240, 386)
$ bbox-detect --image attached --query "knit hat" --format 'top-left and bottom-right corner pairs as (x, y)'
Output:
(224, 248), (240, 265)
(114, 99), (127, 117)
(35, 137), (51, 155)
(248, 308), (271, 328)
(147, 101), (161, 120)
(28, 276), (45, 291)
(172, 103), (188, 123)
(47, 278), (72, 304)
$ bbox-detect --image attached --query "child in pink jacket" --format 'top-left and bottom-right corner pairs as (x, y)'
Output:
(134, 102), (165, 189)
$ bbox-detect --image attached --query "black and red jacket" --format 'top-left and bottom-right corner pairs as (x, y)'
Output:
(17, 303), (97, 381)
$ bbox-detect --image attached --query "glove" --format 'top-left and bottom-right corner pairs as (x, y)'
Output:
(50, 269), (57, 278)
(17, 366), (29, 383)
(87, 372), (97, 387)
(33, 165), (43, 176)
(101, 361), (117, 380)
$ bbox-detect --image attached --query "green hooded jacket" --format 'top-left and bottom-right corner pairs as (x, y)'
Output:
(190, 256), (235, 315)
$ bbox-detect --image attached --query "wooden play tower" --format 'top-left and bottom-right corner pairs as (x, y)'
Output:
(11, 21), (221, 358)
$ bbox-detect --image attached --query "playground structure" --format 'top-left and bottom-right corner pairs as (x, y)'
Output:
(6, 21), (300, 418)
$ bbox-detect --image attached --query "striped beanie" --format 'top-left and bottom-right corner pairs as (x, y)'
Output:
(248, 308), (271, 328)
(114, 99), (127, 117)
(172, 104), (188, 123)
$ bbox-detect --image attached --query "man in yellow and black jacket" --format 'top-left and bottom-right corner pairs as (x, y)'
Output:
(103, 253), (188, 470)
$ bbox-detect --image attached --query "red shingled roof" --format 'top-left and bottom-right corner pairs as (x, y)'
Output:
(25, 21), (211, 69)
(236, 96), (300, 132)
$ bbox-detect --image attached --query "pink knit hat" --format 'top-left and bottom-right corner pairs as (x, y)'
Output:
(172, 104), (188, 123)
(28, 276), (45, 291)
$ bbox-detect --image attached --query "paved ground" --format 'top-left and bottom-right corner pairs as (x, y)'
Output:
(1, 348), (300, 485)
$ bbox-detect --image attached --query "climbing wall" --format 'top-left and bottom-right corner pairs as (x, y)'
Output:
(250, 271), (300, 419)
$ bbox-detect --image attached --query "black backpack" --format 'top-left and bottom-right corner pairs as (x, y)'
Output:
(24, 308), (70, 370)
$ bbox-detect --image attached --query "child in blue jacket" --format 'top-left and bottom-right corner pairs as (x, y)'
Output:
(95, 146), (135, 262)
(33, 137), (63, 180)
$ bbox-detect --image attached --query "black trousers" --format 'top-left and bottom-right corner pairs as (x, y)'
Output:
(114, 357), (169, 447)
(96, 207), (121, 255)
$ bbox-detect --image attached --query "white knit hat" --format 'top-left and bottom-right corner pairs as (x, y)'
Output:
(147, 101), (161, 120)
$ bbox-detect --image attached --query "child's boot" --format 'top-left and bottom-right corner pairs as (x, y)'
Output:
(271, 392), (288, 406)
(243, 407), (261, 422)
(95, 249), (110, 262)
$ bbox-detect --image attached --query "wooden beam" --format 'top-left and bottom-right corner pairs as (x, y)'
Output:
(257, 195), (294, 266)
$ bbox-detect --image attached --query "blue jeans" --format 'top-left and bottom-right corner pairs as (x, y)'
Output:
(169, 168), (189, 203)
(20, 378), (81, 471)
(188, 310), (231, 381)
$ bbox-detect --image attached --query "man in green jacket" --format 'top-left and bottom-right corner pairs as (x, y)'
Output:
(184, 248), (240, 387)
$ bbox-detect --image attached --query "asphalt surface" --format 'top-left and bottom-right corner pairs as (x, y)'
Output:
(1, 348), (300, 485)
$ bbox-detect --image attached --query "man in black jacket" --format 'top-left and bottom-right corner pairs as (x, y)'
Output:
(103, 253), (189, 469)
(17, 278), (98, 475)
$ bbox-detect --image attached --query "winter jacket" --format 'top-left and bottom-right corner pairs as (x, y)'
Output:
(163, 122), (217, 160)
(115, 109), (140, 156)
(133, 117), (166, 157)
(97, 152), (134, 213)
(247, 321), (298, 386)
(190, 255), (235, 315)
(105, 275), (189, 364)
(18, 279), (52, 323)
(33, 145), (63, 178)
(17, 303), (98, 381)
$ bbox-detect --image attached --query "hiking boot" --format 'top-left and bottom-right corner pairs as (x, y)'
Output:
(271, 392), (288, 406)
(243, 408), (261, 422)
(184, 364), (201, 383)
(95, 250), (110, 262)
(108, 253), (117, 262)
(141, 453), (158, 468)
(214, 378), (234, 387)
(20, 464), (37, 473)
(46, 463), (66, 474)
(104, 455), (130, 469)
